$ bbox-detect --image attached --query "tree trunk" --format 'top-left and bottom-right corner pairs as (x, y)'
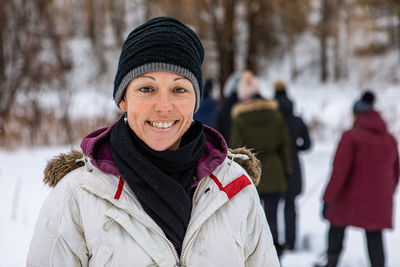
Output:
(219, 0), (236, 94)
(108, 0), (126, 48)
(332, 20), (340, 80)
(246, 13), (258, 73)
(0, 0), (5, 83)
(397, 4), (400, 62)
(86, 0), (107, 73)
(245, 1), (264, 74)
(319, 0), (331, 82)
(288, 37), (298, 81)
(205, 0), (236, 97)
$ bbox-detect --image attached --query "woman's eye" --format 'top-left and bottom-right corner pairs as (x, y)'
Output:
(139, 86), (153, 93)
(174, 87), (187, 94)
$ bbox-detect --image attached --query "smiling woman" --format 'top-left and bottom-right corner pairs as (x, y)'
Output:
(27, 16), (280, 267)
(120, 71), (196, 151)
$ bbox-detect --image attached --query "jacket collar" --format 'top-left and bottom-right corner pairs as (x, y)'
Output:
(80, 122), (228, 181)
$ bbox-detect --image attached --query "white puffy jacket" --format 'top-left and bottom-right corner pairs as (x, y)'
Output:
(27, 154), (279, 267)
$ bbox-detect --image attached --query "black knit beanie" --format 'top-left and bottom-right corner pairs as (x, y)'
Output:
(353, 90), (375, 115)
(113, 17), (204, 112)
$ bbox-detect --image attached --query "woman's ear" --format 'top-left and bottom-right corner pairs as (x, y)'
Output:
(119, 99), (127, 112)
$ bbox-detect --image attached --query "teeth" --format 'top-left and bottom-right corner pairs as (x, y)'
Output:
(150, 121), (174, 129)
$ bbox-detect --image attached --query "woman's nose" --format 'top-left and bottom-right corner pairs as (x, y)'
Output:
(155, 91), (173, 112)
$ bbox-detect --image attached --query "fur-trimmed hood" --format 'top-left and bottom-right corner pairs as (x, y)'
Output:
(232, 98), (278, 118)
(43, 126), (261, 187)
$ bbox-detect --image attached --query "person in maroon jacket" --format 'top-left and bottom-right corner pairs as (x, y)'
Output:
(315, 91), (399, 267)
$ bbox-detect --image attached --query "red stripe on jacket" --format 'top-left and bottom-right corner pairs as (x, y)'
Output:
(210, 173), (251, 199)
(114, 177), (124, 200)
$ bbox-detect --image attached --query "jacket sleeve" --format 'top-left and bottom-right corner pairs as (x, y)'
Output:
(26, 180), (88, 266)
(244, 201), (280, 266)
(278, 116), (292, 172)
(323, 131), (354, 203)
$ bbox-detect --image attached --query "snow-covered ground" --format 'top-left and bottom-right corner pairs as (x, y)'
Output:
(0, 83), (399, 266)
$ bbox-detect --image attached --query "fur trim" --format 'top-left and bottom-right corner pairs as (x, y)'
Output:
(231, 98), (278, 118)
(42, 148), (261, 188)
(43, 149), (84, 187)
(228, 147), (261, 186)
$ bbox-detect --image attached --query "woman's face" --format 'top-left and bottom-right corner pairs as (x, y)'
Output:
(119, 71), (196, 151)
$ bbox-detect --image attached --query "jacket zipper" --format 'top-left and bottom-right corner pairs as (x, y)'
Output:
(82, 159), (217, 267)
(81, 185), (182, 266)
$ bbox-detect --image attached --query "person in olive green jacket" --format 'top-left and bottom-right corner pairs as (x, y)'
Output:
(230, 71), (292, 257)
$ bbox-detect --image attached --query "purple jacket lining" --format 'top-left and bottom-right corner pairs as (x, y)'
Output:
(80, 123), (228, 188)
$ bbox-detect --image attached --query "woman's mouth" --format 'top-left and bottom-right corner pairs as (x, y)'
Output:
(148, 120), (176, 129)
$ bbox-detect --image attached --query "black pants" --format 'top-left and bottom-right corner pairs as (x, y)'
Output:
(328, 225), (385, 266)
(283, 195), (296, 248)
(259, 192), (281, 245)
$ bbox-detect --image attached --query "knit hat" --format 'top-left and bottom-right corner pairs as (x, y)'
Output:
(237, 71), (260, 101)
(353, 90), (375, 115)
(113, 17), (204, 112)
(274, 80), (286, 92)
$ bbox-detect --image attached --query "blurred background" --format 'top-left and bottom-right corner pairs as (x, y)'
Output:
(1, 1), (400, 266)
(1, 0), (399, 148)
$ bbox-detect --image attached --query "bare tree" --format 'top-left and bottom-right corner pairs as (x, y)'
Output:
(197, 0), (236, 96)
(0, 0), (72, 145)
(274, 0), (310, 80)
(331, 0), (344, 81)
(1, 0), (44, 138)
(244, 0), (267, 74)
(85, 0), (107, 73)
(368, 0), (400, 60)
(318, 0), (334, 82)
(107, 0), (127, 48)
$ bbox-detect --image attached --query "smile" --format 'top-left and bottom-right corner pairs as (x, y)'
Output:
(148, 121), (175, 129)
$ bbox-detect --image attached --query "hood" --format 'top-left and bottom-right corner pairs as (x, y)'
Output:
(354, 110), (387, 134)
(231, 98), (278, 118)
(43, 123), (261, 187)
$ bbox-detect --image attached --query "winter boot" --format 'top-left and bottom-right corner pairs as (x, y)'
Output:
(275, 243), (285, 258)
(313, 253), (339, 267)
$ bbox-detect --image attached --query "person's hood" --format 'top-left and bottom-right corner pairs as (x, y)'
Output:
(43, 123), (261, 187)
(354, 110), (387, 134)
(231, 98), (278, 118)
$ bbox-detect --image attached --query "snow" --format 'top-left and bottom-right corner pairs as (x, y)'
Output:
(0, 146), (69, 266)
(0, 83), (399, 266)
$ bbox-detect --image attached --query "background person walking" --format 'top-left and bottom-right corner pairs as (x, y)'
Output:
(316, 91), (399, 267)
(230, 71), (292, 257)
(274, 80), (312, 251)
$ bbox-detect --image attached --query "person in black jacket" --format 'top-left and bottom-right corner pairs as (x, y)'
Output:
(213, 72), (240, 143)
(194, 78), (217, 127)
(274, 80), (312, 251)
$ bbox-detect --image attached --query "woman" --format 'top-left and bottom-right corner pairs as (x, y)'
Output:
(230, 71), (292, 257)
(27, 17), (279, 266)
(316, 91), (399, 267)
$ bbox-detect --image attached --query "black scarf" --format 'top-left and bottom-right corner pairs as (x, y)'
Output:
(110, 116), (206, 254)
